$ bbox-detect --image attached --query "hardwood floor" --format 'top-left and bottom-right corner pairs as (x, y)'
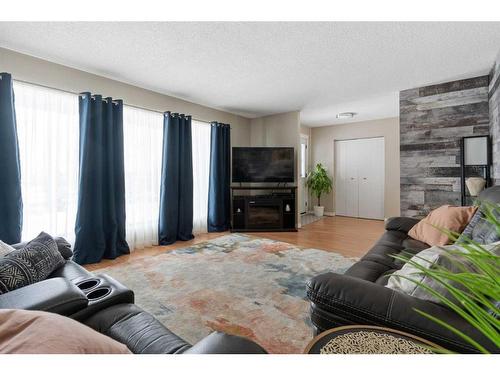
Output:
(84, 215), (384, 271)
(250, 215), (385, 258)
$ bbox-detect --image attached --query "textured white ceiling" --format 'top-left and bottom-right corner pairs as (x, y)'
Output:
(0, 22), (499, 126)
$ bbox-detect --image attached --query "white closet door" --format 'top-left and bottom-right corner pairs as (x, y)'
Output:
(334, 140), (359, 217)
(335, 137), (384, 220)
(357, 138), (385, 219)
(345, 140), (360, 217)
(334, 141), (348, 216)
(334, 141), (347, 216)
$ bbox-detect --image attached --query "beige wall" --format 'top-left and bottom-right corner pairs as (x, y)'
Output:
(249, 111), (301, 225)
(310, 117), (400, 218)
(300, 125), (311, 137)
(0, 47), (251, 146)
(249, 111), (301, 184)
(249, 117), (266, 146)
(250, 111), (300, 149)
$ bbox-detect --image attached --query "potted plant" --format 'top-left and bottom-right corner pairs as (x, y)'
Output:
(306, 163), (333, 217)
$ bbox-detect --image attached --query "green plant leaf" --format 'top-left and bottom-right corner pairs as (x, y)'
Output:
(414, 309), (491, 354)
(390, 221), (500, 354)
(305, 163), (333, 206)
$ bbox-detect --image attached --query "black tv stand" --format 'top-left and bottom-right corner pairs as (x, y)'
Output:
(230, 185), (297, 232)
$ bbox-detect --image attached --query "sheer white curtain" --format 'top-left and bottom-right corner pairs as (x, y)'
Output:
(123, 106), (163, 251)
(13, 81), (212, 249)
(14, 82), (79, 243)
(192, 120), (211, 234)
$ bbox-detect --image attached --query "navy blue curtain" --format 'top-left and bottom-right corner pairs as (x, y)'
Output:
(73, 93), (129, 264)
(207, 122), (231, 232)
(0, 73), (22, 244)
(158, 112), (194, 245)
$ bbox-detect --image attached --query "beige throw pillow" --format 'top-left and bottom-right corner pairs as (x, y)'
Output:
(0, 309), (131, 354)
(408, 205), (477, 246)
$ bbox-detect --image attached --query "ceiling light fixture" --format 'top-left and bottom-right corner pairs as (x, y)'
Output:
(336, 112), (357, 119)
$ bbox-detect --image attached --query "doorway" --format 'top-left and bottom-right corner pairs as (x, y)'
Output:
(300, 134), (309, 214)
(334, 137), (385, 220)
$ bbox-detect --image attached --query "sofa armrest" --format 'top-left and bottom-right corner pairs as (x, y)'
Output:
(84, 303), (191, 354)
(307, 272), (497, 353)
(84, 303), (267, 354)
(184, 332), (267, 354)
(0, 277), (88, 316)
(384, 216), (420, 233)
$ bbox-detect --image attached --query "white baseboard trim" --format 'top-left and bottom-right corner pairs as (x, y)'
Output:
(303, 210), (335, 217)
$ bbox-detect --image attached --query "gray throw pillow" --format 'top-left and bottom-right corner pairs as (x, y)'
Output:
(6, 237), (73, 260)
(0, 240), (15, 257)
(456, 204), (500, 245)
(0, 232), (65, 294)
(386, 242), (500, 306)
(54, 237), (73, 260)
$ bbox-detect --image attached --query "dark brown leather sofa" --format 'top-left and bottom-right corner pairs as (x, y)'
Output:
(0, 245), (266, 354)
(307, 186), (500, 354)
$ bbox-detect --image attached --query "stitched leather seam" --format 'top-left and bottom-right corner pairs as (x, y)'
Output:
(173, 344), (192, 354)
(310, 301), (473, 351)
(307, 289), (474, 351)
(387, 290), (396, 320)
(101, 309), (141, 333)
(40, 296), (87, 312)
(310, 295), (474, 352)
(309, 289), (451, 341)
(140, 334), (170, 354)
(311, 309), (368, 326)
(100, 310), (189, 354)
(308, 289), (395, 323)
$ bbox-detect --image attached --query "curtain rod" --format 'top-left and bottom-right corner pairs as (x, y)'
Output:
(12, 78), (217, 125)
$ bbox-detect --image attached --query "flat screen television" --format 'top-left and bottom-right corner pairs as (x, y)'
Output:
(232, 147), (294, 183)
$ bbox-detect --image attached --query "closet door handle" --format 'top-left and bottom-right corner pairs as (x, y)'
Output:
(363, 177), (367, 180)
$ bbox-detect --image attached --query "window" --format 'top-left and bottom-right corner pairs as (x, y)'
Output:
(300, 142), (307, 178)
(14, 83), (213, 247)
(14, 82), (79, 242)
(123, 106), (163, 251)
(191, 120), (211, 234)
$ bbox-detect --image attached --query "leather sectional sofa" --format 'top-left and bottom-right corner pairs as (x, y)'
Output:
(307, 186), (500, 354)
(0, 243), (266, 354)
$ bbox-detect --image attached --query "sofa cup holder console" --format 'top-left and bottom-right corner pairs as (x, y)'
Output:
(76, 278), (101, 291)
(86, 286), (112, 300)
(70, 274), (134, 321)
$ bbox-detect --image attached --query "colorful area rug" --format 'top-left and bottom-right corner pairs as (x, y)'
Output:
(95, 234), (355, 353)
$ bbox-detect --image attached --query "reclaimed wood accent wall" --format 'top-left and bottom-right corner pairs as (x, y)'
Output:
(400, 76), (490, 217)
(490, 54), (500, 185)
